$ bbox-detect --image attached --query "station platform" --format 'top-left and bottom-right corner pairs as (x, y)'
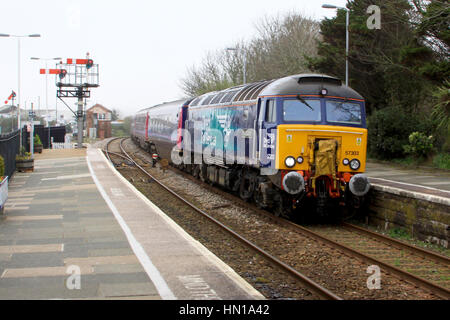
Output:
(0, 147), (263, 300)
(365, 161), (450, 205)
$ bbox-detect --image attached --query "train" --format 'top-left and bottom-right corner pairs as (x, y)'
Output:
(131, 74), (370, 219)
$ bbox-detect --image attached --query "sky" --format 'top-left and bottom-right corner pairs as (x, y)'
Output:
(0, 0), (347, 120)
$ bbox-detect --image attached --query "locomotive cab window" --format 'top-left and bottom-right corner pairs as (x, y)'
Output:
(265, 99), (276, 123)
(326, 101), (362, 125)
(283, 99), (321, 122)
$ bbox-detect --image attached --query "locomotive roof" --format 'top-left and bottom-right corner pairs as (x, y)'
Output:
(189, 74), (364, 107)
(260, 74), (364, 100)
(136, 98), (191, 113)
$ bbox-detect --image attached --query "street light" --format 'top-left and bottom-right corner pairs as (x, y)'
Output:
(31, 57), (62, 149)
(30, 57), (62, 123)
(0, 33), (41, 149)
(322, 4), (349, 86)
(226, 47), (247, 85)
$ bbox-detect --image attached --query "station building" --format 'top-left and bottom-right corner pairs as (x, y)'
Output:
(86, 104), (112, 139)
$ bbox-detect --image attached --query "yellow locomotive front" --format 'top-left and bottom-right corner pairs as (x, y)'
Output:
(257, 75), (370, 218)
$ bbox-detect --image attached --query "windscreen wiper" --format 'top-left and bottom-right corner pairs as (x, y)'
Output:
(334, 98), (349, 108)
(296, 94), (313, 111)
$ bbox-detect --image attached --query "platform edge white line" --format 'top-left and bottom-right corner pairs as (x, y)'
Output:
(86, 152), (177, 300)
(97, 147), (265, 300)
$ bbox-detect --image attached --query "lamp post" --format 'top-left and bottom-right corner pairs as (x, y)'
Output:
(30, 57), (62, 124)
(31, 57), (62, 148)
(0, 33), (41, 148)
(226, 47), (247, 85)
(322, 4), (349, 86)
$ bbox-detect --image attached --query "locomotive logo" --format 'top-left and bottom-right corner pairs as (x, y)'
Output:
(356, 137), (362, 146)
(287, 134), (293, 143)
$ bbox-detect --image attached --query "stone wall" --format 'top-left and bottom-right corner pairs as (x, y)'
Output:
(366, 185), (450, 248)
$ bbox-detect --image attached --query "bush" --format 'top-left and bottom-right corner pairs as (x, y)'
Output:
(16, 146), (31, 161)
(34, 134), (42, 145)
(403, 132), (434, 159)
(367, 106), (434, 159)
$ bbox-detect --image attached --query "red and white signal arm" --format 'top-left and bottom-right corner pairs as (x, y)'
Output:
(40, 69), (62, 74)
(66, 58), (92, 64)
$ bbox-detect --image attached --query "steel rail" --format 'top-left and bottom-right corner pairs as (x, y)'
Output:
(105, 137), (343, 300)
(342, 222), (450, 265)
(288, 222), (450, 300)
(104, 137), (121, 163)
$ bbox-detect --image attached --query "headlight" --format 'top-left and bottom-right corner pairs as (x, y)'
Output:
(297, 156), (304, 164)
(342, 158), (349, 166)
(350, 159), (360, 170)
(285, 156), (296, 168)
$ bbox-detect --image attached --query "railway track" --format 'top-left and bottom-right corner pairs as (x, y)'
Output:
(104, 137), (449, 299)
(104, 137), (342, 300)
(305, 223), (450, 297)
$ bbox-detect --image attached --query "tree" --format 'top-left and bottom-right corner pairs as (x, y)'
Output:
(111, 109), (120, 121)
(309, 0), (449, 159)
(180, 12), (320, 97)
(310, 0), (440, 114)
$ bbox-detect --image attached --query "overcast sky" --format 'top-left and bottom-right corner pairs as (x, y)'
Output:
(0, 0), (347, 119)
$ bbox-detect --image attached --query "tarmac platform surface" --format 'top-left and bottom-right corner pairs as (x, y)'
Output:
(0, 147), (262, 300)
(365, 161), (450, 204)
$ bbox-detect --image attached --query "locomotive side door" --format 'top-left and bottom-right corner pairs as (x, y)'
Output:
(257, 98), (277, 169)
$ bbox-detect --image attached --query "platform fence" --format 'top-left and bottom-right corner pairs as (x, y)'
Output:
(0, 129), (21, 178)
(52, 142), (74, 149)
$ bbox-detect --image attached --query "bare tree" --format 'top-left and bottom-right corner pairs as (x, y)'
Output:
(180, 12), (320, 96)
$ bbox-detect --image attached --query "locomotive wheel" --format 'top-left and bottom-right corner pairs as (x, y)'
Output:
(239, 171), (256, 201)
(273, 193), (292, 219)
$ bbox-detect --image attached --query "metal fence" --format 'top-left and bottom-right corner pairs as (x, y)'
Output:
(24, 125), (66, 150)
(0, 129), (21, 178)
(52, 142), (74, 149)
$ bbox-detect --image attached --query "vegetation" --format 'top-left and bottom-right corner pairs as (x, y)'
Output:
(403, 132), (434, 159)
(34, 134), (42, 146)
(112, 116), (132, 137)
(432, 153), (450, 170)
(309, 0), (449, 166)
(179, 1), (449, 168)
(0, 155), (4, 177)
(16, 146), (31, 161)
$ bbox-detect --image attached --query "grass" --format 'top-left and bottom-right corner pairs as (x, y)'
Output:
(354, 221), (450, 257)
(388, 227), (411, 240)
(370, 152), (450, 171)
(432, 152), (450, 170)
(390, 156), (418, 167)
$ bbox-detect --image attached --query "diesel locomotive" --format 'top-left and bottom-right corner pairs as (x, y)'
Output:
(131, 74), (370, 219)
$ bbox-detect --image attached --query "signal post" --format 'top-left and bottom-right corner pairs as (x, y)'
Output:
(51, 55), (99, 148)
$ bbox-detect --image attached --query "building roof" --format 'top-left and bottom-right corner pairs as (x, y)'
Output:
(86, 104), (112, 113)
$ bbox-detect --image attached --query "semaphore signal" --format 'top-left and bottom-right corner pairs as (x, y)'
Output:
(4, 90), (16, 105)
(40, 69), (65, 75)
(65, 58), (94, 68)
(55, 53), (99, 149)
